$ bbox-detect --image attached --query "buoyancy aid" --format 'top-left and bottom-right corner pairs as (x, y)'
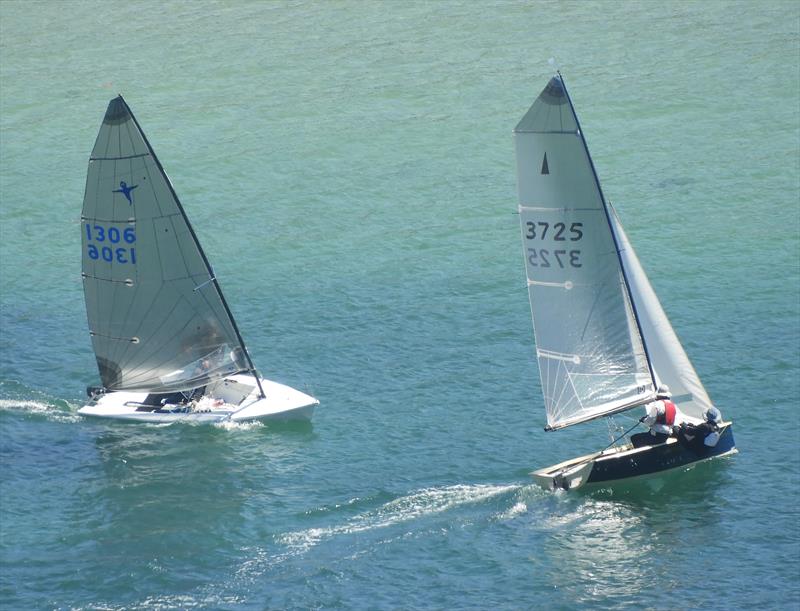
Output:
(656, 400), (677, 427)
(644, 399), (677, 436)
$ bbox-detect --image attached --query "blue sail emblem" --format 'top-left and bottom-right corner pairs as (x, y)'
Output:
(113, 181), (138, 204)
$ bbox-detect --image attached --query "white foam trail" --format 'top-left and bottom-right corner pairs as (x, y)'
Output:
(70, 592), (245, 611)
(0, 399), (53, 412)
(497, 501), (529, 520)
(226, 483), (526, 588)
(0, 399), (82, 423)
(236, 484), (521, 580)
(276, 483), (520, 555)
(214, 419), (264, 432)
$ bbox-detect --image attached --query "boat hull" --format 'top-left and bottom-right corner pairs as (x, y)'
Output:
(78, 375), (318, 424)
(532, 422), (736, 491)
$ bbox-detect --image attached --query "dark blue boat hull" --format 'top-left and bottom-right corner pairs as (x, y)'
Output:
(587, 422), (736, 484)
(533, 423), (736, 490)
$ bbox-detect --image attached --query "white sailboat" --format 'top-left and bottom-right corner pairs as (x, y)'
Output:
(78, 96), (318, 424)
(514, 74), (736, 490)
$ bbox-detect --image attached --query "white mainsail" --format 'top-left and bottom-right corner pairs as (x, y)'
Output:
(81, 96), (256, 393)
(514, 75), (656, 430)
(609, 207), (715, 421)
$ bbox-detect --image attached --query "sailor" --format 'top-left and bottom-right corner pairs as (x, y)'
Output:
(645, 385), (681, 433)
(631, 385), (682, 447)
(674, 407), (722, 452)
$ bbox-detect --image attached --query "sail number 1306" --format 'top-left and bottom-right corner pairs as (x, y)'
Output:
(525, 221), (583, 269)
(85, 223), (137, 264)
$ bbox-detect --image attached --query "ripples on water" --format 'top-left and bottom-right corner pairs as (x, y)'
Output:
(0, 391), (751, 610)
(1, 0), (798, 609)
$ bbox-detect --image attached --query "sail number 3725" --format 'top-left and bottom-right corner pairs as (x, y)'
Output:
(525, 221), (583, 268)
(85, 223), (137, 264)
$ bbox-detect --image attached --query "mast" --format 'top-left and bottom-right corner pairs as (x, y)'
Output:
(555, 73), (658, 399)
(119, 96), (266, 399)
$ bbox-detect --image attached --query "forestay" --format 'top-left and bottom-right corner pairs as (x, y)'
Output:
(609, 207), (714, 421)
(81, 96), (249, 392)
(514, 75), (655, 430)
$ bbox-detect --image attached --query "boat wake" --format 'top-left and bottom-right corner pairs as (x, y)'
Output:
(79, 482), (543, 609)
(213, 419), (265, 432)
(282, 483), (521, 550)
(0, 397), (82, 423)
(231, 482), (526, 587)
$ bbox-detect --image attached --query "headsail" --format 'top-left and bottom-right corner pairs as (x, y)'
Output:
(514, 75), (656, 430)
(81, 96), (257, 393)
(609, 207), (715, 421)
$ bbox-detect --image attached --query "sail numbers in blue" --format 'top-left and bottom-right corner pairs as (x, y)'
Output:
(85, 223), (136, 264)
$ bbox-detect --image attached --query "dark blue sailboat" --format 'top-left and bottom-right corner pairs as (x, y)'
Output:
(514, 74), (736, 490)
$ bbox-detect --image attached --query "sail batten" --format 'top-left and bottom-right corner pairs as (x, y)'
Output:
(90, 153), (150, 161)
(514, 130), (579, 134)
(515, 75), (655, 430)
(520, 205), (601, 212)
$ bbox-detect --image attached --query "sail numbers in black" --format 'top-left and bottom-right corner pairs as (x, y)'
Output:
(525, 221), (583, 241)
(525, 221), (583, 268)
(527, 248), (582, 269)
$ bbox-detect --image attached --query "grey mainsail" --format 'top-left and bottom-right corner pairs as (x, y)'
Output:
(81, 96), (257, 393)
(515, 75), (656, 430)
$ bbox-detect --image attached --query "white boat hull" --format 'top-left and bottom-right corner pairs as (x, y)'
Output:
(78, 374), (318, 424)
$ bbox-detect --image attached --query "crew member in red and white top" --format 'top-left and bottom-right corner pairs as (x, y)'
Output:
(631, 385), (685, 447)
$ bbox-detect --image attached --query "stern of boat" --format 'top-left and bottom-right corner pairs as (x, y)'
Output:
(531, 449), (608, 491)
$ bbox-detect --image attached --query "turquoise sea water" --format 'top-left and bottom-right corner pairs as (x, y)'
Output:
(1, 1), (798, 609)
